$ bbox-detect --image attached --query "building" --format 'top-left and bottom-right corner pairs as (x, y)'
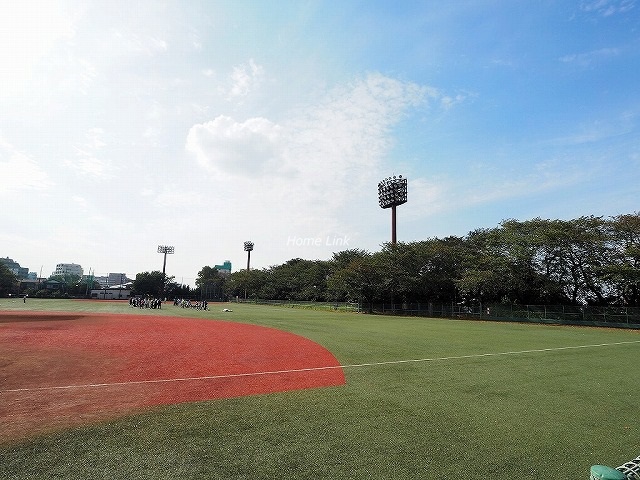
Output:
(90, 288), (131, 300)
(1, 257), (29, 279)
(92, 273), (131, 288)
(108, 273), (131, 286)
(53, 263), (83, 277)
(215, 260), (232, 276)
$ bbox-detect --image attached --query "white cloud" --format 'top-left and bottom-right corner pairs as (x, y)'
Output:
(72, 195), (89, 210)
(580, 0), (635, 16)
(186, 115), (284, 176)
(442, 157), (593, 213)
(188, 72), (431, 184)
(111, 29), (168, 56)
(285, 72), (428, 169)
(156, 188), (204, 208)
(546, 112), (636, 146)
(440, 94), (467, 110)
(65, 128), (112, 177)
(67, 148), (109, 177)
(225, 59), (265, 100)
(559, 47), (620, 67)
(0, 139), (53, 195)
(0, 1), (76, 96)
(403, 177), (451, 219)
(185, 72), (440, 256)
(143, 126), (159, 139)
(57, 57), (97, 96)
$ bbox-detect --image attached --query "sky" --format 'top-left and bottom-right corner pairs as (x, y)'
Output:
(1, 0), (639, 285)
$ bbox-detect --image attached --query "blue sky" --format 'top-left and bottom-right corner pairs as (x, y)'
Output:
(1, 0), (638, 285)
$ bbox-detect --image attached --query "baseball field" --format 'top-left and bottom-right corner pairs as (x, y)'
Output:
(1, 299), (638, 479)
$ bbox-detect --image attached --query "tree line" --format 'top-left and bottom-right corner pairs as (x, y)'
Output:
(3, 213), (637, 307)
(222, 214), (640, 307)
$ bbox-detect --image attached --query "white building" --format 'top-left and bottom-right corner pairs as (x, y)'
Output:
(53, 263), (84, 277)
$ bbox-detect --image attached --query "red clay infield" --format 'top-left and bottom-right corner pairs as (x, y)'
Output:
(0, 310), (345, 442)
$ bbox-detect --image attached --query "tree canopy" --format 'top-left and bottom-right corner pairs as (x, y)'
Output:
(132, 271), (174, 297)
(221, 213), (640, 307)
(14, 212), (635, 307)
(0, 262), (17, 296)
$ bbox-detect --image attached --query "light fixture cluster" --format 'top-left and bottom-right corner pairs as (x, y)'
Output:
(157, 245), (175, 254)
(243, 241), (254, 252)
(377, 175), (408, 209)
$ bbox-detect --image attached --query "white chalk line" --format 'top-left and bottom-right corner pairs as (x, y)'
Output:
(1, 339), (638, 395)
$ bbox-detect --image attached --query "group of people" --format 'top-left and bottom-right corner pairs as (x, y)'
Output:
(129, 296), (162, 309)
(173, 298), (209, 310)
(127, 296), (211, 310)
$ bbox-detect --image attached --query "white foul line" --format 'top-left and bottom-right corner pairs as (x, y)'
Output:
(1, 340), (639, 395)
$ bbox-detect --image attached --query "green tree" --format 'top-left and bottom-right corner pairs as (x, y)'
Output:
(195, 266), (226, 300)
(0, 262), (17, 297)
(375, 242), (424, 305)
(225, 269), (267, 299)
(327, 253), (383, 311)
(329, 249), (371, 272)
(48, 273), (81, 294)
(170, 282), (193, 299)
(327, 249), (371, 302)
(263, 258), (331, 301)
(456, 228), (512, 304)
(132, 271), (173, 297)
(68, 276), (101, 297)
(538, 217), (610, 305)
(495, 219), (565, 304)
(602, 213), (640, 305)
(192, 212), (640, 309)
(414, 236), (466, 303)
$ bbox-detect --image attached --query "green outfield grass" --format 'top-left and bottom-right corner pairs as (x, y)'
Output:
(1, 299), (639, 479)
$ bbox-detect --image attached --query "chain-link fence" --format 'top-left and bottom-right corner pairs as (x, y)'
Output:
(235, 298), (640, 328)
(234, 298), (361, 312)
(368, 302), (640, 328)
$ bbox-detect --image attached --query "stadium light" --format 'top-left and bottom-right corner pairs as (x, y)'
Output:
(377, 175), (407, 244)
(157, 245), (174, 299)
(157, 245), (175, 276)
(244, 241), (254, 271)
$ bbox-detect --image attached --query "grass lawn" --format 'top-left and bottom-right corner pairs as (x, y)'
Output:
(1, 299), (639, 479)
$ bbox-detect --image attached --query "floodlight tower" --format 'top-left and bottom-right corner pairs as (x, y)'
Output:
(377, 175), (408, 244)
(244, 241), (254, 271)
(157, 245), (175, 276)
(157, 245), (174, 298)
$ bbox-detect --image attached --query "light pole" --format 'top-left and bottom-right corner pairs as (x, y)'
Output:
(157, 245), (174, 299)
(244, 241), (254, 271)
(378, 175), (407, 244)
